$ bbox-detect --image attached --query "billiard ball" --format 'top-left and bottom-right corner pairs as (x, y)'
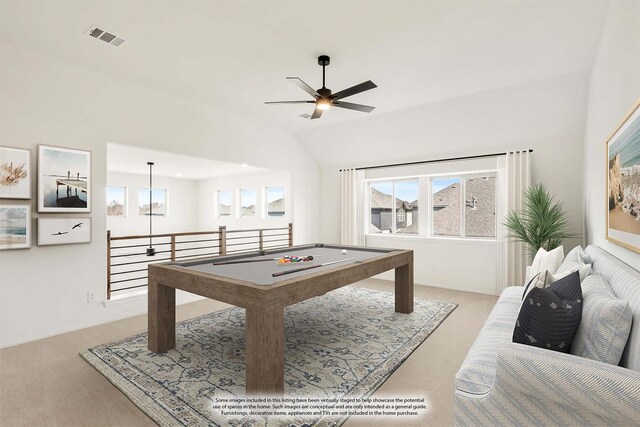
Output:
(341, 249), (347, 255)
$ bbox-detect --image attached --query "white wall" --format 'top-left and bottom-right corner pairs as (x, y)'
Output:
(305, 73), (589, 294)
(0, 42), (320, 348)
(198, 170), (292, 231)
(584, 1), (640, 269)
(107, 172), (199, 236)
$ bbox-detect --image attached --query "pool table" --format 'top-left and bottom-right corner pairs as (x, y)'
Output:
(147, 243), (413, 395)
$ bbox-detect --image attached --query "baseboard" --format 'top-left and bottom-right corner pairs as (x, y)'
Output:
(0, 292), (206, 349)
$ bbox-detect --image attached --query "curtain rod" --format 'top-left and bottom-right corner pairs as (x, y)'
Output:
(339, 149), (533, 172)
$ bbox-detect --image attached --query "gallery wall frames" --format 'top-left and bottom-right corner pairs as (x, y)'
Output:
(38, 217), (91, 246)
(0, 205), (31, 250)
(0, 146), (31, 199)
(38, 145), (91, 213)
(606, 98), (640, 253)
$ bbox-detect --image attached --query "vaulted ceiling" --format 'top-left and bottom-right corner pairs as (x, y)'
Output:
(1, 1), (609, 132)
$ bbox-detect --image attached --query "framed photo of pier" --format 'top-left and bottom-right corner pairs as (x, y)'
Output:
(38, 217), (91, 246)
(606, 99), (640, 253)
(38, 145), (91, 213)
(0, 205), (30, 250)
(0, 146), (31, 199)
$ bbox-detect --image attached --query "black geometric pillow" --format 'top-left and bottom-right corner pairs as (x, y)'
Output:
(513, 271), (582, 353)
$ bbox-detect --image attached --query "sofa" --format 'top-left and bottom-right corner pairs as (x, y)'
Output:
(454, 245), (640, 426)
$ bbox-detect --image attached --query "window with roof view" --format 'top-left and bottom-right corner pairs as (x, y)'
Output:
(217, 190), (231, 217)
(369, 179), (418, 234)
(431, 174), (495, 238)
(266, 186), (285, 217)
(240, 188), (256, 217)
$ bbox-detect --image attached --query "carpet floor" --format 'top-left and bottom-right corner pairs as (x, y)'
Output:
(81, 287), (456, 426)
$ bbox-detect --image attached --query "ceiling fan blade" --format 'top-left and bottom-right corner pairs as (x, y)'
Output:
(331, 80), (377, 100)
(265, 101), (315, 104)
(310, 108), (323, 119)
(287, 77), (320, 98)
(333, 101), (375, 113)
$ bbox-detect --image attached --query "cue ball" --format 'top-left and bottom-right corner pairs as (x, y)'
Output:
(341, 249), (347, 255)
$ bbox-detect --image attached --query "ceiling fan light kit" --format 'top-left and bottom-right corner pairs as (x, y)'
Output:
(265, 55), (377, 120)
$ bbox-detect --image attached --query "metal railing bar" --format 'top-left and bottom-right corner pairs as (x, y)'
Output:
(226, 242), (259, 248)
(110, 231), (220, 241)
(174, 245), (220, 253)
(111, 276), (148, 285)
(262, 238), (290, 243)
(225, 235), (259, 241)
(261, 232), (290, 237)
(111, 284), (148, 292)
(111, 257), (173, 267)
(174, 253), (218, 260)
(225, 248), (258, 254)
(110, 268), (148, 276)
(175, 238), (220, 245)
(226, 227), (288, 234)
(111, 242), (172, 250)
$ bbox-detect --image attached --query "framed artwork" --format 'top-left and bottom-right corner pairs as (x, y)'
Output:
(0, 146), (30, 199)
(138, 188), (166, 216)
(107, 186), (127, 217)
(38, 145), (91, 212)
(38, 217), (91, 246)
(0, 205), (30, 250)
(606, 99), (640, 253)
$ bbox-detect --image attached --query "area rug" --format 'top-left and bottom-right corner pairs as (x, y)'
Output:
(81, 287), (456, 427)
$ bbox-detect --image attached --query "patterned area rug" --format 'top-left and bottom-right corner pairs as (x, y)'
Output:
(81, 287), (456, 427)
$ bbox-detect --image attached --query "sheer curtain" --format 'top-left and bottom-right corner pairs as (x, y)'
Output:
(340, 168), (365, 245)
(496, 151), (531, 293)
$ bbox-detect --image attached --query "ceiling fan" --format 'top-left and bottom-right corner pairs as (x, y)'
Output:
(265, 55), (377, 119)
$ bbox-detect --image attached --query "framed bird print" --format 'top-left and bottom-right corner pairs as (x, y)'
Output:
(37, 217), (91, 246)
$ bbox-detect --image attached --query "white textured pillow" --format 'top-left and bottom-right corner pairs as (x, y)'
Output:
(548, 262), (593, 284)
(524, 246), (565, 291)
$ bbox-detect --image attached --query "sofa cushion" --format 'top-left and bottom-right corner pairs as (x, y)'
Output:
(570, 274), (632, 365)
(455, 286), (522, 394)
(513, 271), (582, 353)
(586, 245), (640, 371)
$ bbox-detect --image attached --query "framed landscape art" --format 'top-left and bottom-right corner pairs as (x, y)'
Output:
(0, 146), (30, 199)
(606, 99), (640, 253)
(38, 217), (91, 246)
(38, 145), (91, 213)
(0, 205), (30, 250)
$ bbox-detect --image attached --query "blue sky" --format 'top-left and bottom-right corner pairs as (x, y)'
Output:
(138, 188), (166, 205)
(218, 190), (231, 205)
(240, 188), (256, 207)
(372, 178), (460, 202)
(432, 178), (460, 193)
(266, 186), (285, 203)
(106, 187), (125, 204)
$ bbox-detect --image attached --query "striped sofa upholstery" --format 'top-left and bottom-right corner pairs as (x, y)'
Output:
(454, 245), (640, 426)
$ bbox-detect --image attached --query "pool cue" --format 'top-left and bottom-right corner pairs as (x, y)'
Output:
(213, 255), (318, 265)
(272, 258), (355, 277)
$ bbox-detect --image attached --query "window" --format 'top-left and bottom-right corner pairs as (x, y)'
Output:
(138, 188), (167, 216)
(106, 186), (126, 216)
(431, 174), (495, 238)
(432, 178), (461, 236)
(239, 188), (256, 217)
(217, 190), (231, 217)
(465, 176), (496, 238)
(369, 179), (418, 234)
(266, 186), (285, 217)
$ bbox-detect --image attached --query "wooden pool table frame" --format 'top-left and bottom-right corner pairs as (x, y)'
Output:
(147, 243), (413, 395)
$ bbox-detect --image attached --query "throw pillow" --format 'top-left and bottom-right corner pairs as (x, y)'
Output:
(548, 262), (593, 283)
(570, 274), (632, 365)
(513, 271), (582, 353)
(523, 246), (565, 298)
(559, 246), (591, 271)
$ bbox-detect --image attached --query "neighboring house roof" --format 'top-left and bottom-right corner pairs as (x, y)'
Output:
(432, 177), (495, 237)
(242, 205), (255, 216)
(219, 203), (231, 215)
(397, 222), (419, 234)
(370, 187), (413, 210)
(268, 198), (284, 212)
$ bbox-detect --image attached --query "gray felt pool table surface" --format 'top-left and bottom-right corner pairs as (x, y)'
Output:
(174, 244), (393, 286)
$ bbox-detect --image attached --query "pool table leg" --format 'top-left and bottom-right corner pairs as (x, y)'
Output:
(148, 279), (176, 353)
(245, 304), (285, 395)
(395, 258), (414, 314)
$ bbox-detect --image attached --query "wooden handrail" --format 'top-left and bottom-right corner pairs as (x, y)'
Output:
(106, 223), (294, 299)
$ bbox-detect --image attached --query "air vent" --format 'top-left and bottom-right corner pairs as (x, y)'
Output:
(87, 26), (126, 47)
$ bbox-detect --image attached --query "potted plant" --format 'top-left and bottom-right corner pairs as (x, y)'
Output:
(505, 183), (576, 255)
